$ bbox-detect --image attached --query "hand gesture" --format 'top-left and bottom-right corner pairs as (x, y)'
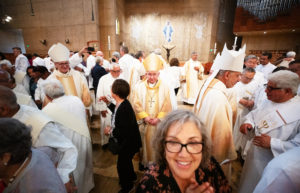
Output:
(99, 96), (109, 104)
(185, 178), (214, 193)
(253, 134), (271, 149)
(240, 123), (253, 135)
(78, 46), (88, 56)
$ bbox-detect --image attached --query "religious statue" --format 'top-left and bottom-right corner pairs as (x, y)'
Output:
(162, 44), (176, 62)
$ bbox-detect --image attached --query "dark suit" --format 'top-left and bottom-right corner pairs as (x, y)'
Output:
(108, 99), (142, 191)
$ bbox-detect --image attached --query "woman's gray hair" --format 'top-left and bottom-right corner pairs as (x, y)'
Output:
(42, 79), (65, 99)
(268, 70), (300, 94)
(152, 109), (211, 168)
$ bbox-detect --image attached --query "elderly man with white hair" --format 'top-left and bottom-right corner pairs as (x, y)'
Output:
(279, 51), (296, 68)
(238, 70), (300, 193)
(96, 63), (123, 146)
(42, 79), (94, 193)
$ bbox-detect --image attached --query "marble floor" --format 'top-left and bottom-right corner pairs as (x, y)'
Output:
(88, 100), (243, 193)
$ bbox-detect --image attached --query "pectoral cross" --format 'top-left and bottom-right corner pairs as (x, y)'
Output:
(148, 97), (156, 108)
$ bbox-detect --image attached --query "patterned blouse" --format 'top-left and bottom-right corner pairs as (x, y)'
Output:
(136, 157), (232, 193)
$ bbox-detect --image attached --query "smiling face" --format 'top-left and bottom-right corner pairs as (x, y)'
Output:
(165, 121), (202, 182)
(55, 61), (70, 74)
(265, 81), (288, 103)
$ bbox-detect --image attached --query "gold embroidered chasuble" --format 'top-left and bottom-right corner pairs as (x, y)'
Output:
(132, 79), (172, 164)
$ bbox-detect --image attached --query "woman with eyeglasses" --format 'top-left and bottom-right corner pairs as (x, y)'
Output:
(136, 109), (231, 193)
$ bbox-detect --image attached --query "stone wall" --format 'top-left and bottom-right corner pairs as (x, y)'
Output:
(122, 0), (221, 62)
(0, 0), (99, 55)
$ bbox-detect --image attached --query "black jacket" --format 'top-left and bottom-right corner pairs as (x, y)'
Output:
(108, 99), (142, 154)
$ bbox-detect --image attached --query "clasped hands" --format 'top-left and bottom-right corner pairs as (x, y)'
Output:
(239, 123), (271, 149)
(144, 117), (160, 126)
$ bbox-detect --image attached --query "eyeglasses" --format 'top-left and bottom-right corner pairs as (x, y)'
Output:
(111, 70), (121, 73)
(165, 141), (204, 154)
(264, 84), (282, 91)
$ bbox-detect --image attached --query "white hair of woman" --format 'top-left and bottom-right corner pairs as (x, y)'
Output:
(268, 70), (300, 95)
(286, 51), (296, 58)
(42, 79), (65, 99)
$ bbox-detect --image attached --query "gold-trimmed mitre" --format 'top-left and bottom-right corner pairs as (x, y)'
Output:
(143, 53), (163, 72)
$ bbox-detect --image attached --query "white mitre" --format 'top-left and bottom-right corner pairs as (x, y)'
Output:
(218, 43), (246, 73)
(194, 43), (246, 111)
(48, 43), (70, 62)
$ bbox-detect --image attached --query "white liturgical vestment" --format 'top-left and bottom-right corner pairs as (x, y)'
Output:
(119, 54), (140, 89)
(238, 96), (300, 193)
(96, 73), (123, 145)
(253, 147), (300, 193)
(15, 54), (30, 72)
(194, 79), (237, 164)
(42, 96), (94, 193)
(231, 80), (259, 152)
(181, 59), (204, 104)
(256, 63), (276, 79)
(47, 68), (91, 107)
(132, 79), (172, 165)
(12, 105), (78, 184)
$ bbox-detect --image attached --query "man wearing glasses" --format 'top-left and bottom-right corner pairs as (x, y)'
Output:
(47, 43), (91, 108)
(239, 70), (300, 193)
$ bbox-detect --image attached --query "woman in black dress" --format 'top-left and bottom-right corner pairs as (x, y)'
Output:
(104, 79), (142, 193)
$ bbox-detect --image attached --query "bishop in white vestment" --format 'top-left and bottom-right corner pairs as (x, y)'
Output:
(194, 44), (246, 177)
(132, 53), (172, 165)
(47, 43), (92, 107)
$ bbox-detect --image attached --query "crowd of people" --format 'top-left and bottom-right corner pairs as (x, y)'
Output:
(0, 42), (299, 193)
